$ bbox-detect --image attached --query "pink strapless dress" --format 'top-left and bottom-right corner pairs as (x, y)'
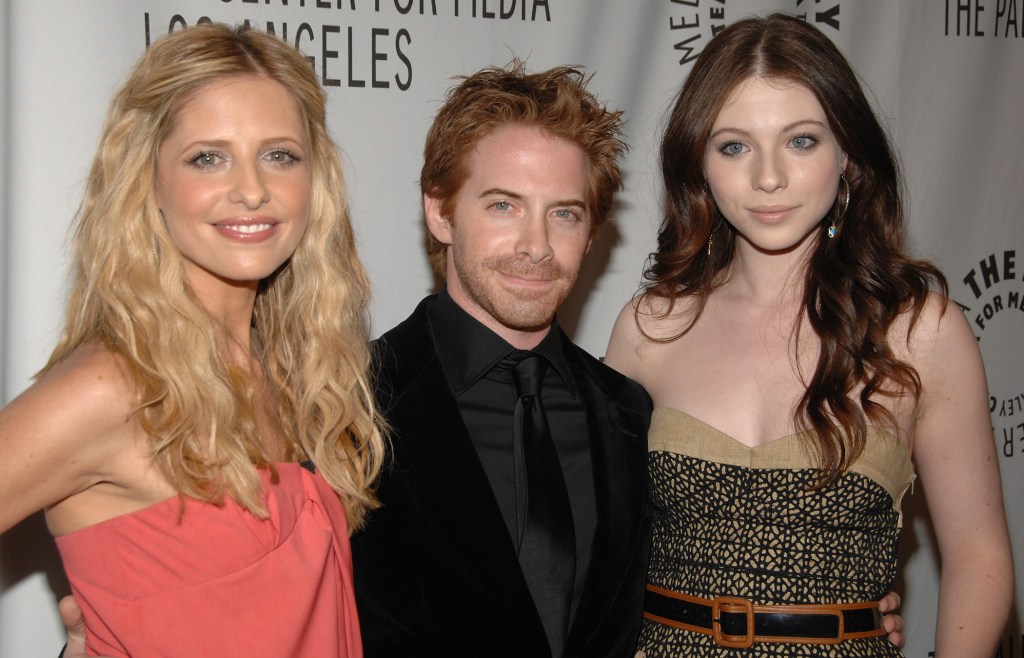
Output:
(55, 462), (362, 657)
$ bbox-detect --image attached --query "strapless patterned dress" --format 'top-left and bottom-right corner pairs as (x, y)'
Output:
(636, 408), (912, 657)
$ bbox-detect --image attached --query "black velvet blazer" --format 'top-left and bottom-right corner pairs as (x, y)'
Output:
(351, 295), (652, 658)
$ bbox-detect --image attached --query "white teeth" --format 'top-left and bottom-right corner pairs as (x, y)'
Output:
(227, 223), (273, 234)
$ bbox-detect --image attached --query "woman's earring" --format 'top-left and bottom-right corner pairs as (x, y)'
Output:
(829, 173), (851, 239)
(705, 182), (718, 255)
(707, 217), (723, 256)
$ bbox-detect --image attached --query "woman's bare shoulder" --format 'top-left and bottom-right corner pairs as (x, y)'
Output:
(37, 343), (137, 417)
(625, 292), (700, 340)
(0, 344), (146, 534)
(606, 292), (701, 382)
(889, 291), (970, 361)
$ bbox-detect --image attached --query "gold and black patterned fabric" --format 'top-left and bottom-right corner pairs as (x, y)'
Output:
(636, 408), (913, 658)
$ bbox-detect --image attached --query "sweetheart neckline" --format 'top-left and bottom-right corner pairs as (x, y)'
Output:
(652, 407), (812, 450)
(651, 407), (901, 451)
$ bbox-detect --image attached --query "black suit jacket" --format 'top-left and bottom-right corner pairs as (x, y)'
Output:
(351, 296), (652, 657)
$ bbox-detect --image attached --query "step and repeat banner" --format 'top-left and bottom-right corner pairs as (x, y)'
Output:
(1, 1), (1021, 656)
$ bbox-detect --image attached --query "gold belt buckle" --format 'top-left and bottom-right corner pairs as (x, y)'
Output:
(711, 596), (755, 648)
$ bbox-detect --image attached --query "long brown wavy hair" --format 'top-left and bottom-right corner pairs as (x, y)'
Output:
(641, 13), (947, 485)
(41, 24), (386, 529)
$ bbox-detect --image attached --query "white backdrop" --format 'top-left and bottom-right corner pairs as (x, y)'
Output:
(1, 1), (1021, 656)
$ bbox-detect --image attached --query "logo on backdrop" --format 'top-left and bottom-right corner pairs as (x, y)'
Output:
(142, 1), (557, 92)
(955, 249), (1024, 458)
(667, 0), (842, 67)
(944, 0), (1024, 38)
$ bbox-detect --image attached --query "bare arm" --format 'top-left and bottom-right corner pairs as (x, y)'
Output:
(0, 346), (145, 536)
(604, 299), (649, 385)
(911, 299), (1014, 655)
(2, 353), (109, 534)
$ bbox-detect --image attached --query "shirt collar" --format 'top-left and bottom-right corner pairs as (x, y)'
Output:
(429, 289), (577, 399)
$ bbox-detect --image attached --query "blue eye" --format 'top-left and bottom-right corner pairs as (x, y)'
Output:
(188, 152), (222, 169)
(554, 208), (578, 221)
(266, 149), (301, 166)
(719, 142), (747, 157)
(790, 135), (818, 150)
(493, 201), (511, 211)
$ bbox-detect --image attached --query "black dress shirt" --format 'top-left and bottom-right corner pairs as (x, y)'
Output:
(429, 290), (597, 623)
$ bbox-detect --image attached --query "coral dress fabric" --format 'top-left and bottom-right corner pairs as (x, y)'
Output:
(55, 462), (362, 657)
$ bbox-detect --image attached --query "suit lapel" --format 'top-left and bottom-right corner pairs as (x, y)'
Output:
(381, 301), (544, 635)
(562, 342), (649, 654)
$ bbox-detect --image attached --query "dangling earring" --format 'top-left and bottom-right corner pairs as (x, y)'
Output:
(705, 180), (718, 256)
(829, 173), (851, 239)
(707, 218), (722, 256)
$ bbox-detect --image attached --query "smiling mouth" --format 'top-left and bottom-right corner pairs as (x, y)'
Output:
(503, 271), (555, 282)
(484, 256), (566, 285)
(213, 220), (280, 241)
(223, 223), (275, 234)
(497, 266), (567, 287)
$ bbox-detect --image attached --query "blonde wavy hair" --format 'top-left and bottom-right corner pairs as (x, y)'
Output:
(40, 23), (385, 529)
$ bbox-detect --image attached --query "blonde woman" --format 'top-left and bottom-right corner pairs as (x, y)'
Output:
(0, 24), (384, 656)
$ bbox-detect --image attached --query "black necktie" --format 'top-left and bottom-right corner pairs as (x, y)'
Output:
(510, 351), (575, 657)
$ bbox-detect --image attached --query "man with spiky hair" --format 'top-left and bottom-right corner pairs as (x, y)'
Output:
(351, 61), (652, 658)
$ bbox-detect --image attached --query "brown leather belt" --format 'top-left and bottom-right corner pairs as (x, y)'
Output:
(643, 584), (886, 649)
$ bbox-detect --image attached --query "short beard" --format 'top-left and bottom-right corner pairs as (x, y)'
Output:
(452, 250), (579, 333)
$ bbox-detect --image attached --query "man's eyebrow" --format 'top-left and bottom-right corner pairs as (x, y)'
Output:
(479, 187), (524, 199)
(479, 188), (587, 209)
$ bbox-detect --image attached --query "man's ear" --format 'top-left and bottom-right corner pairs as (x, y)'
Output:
(423, 193), (453, 245)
